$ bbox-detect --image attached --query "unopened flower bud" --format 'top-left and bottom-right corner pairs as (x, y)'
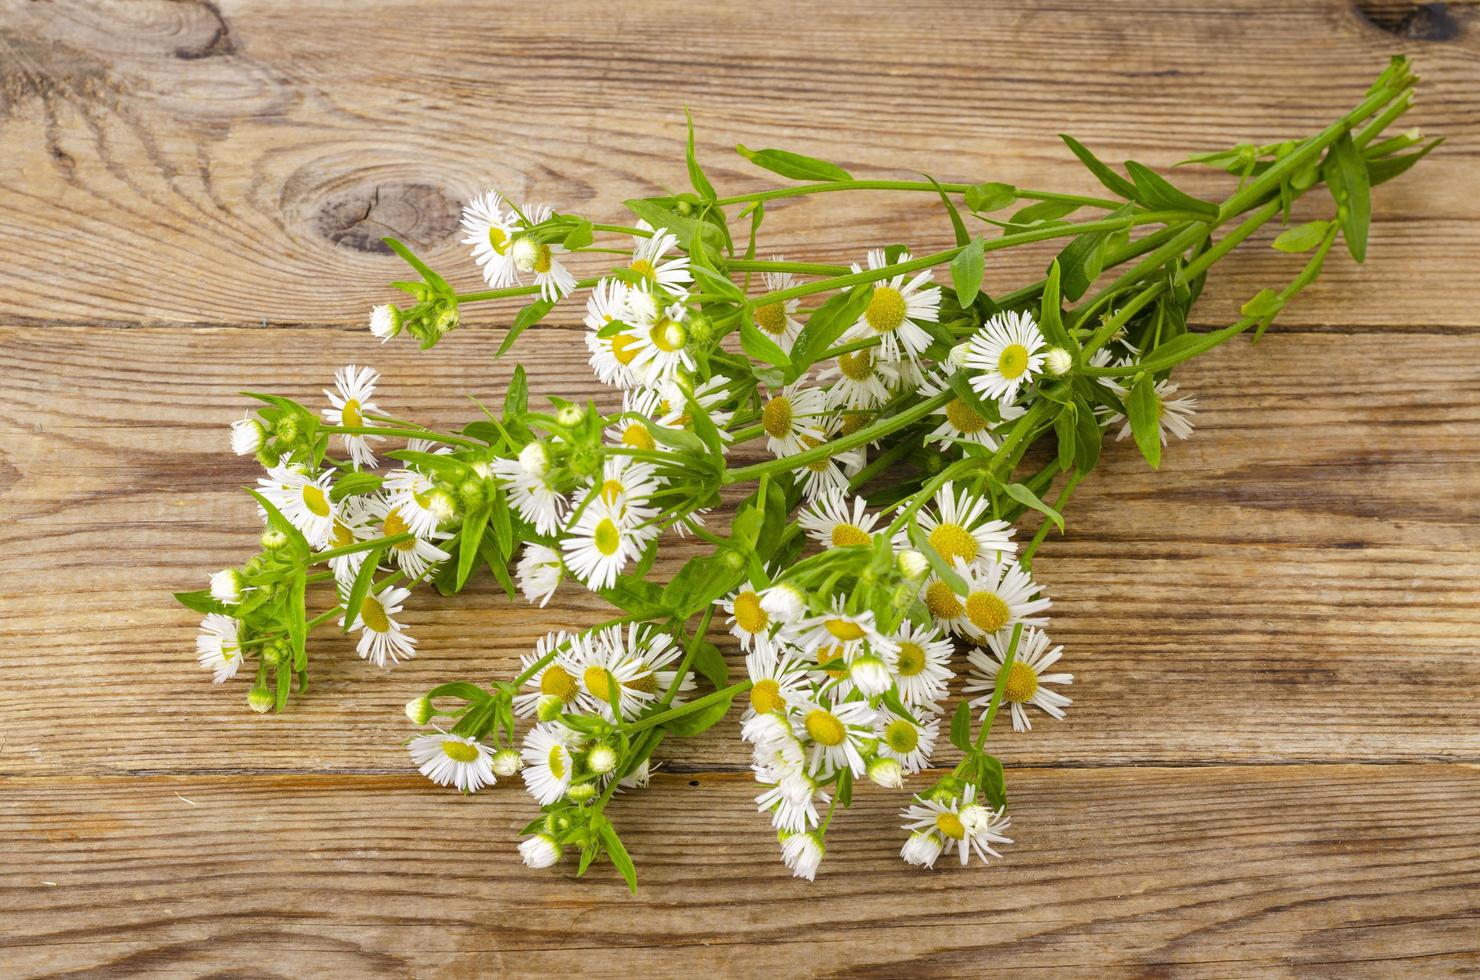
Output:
(657, 317), (687, 352)
(518, 833), (562, 869)
(897, 549), (929, 581)
(511, 237), (540, 273)
(426, 488), (457, 522)
(369, 303), (403, 341)
(687, 313), (714, 344)
(949, 342), (972, 370)
(260, 526), (289, 551)
(492, 748), (522, 777)
(274, 417), (299, 443)
(230, 417), (264, 456)
(209, 569), (243, 604)
(586, 743), (618, 775)
(247, 685), (275, 714)
(458, 477), (485, 507)
(849, 654), (891, 696)
(260, 638), (289, 667)
(555, 404), (584, 427)
(1044, 346), (1073, 377)
(536, 693), (565, 722)
(867, 757), (904, 789)
(405, 695), (433, 726)
(433, 305), (459, 337)
(759, 583), (805, 624)
(565, 781), (597, 803)
(519, 441), (550, 477)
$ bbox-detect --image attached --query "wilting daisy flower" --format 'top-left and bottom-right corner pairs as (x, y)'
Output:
(899, 786), (1012, 867)
(490, 455), (565, 537)
(780, 830), (825, 881)
(965, 626), (1073, 732)
(625, 301), (693, 384)
(408, 731), (498, 793)
(820, 348), (900, 410)
(196, 613), (243, 683)
(876, 712), (939, 773)
(751, 263), (804, 352)
(722, 587), (775, 652)
(521, 722), (578, 805)
(917, 370), (1026, 450)
(845, 248), (941, 364)
(756, 766), (830, 833)
(562, 495), (642, 591)
(584, 278), (641, 387)
(760, 384), (828, 459)
(321, 364), (383, 468)
(798, 489), (878, 549)
(1104, 377), (1198, 445)
(382, 468), (452, 539)
(230, 416), (264, 456)
(509, 203), (578, 302)
(953, 557), (1051, 640)
(515, 542), (564, 606)
(461, 190), (520, 288)
(744, 644), (810, 720)
(966, 309), (1047, 403)
(793, 419), (866, 503)
(794, 697), (877, 777)
(343, 585), (416, 667)
(364, 495), (450, 581)
(257, 458), (337, 549)
(628, 222), (692, 296)
(890, 621), (955, 712)
(895, 481), (1016, 570)
(511, 631), (582, 717)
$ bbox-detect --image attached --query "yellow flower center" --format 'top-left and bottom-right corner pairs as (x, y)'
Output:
(532, 243), (553, 274)
(804, 709), (847, 747)
(997, 343), (1029, 379)
(924, 580), (964, 620)
(341, 398), (363, 428)
(625, 671), (658, 694)
(755, 301), (788, 335)
(840, 412), (872, 435)
(592, 518), (622, 557)
(965, 591), (1010, 634)
(442, 740), (479, 763)
(610, 332), (641, 366)
(360, 596), (390, 633)
(830, 524), (871, 548)
(1003, 661), (1039, 703)
(331, 520), (355, 549)
(928, 522), (977, 566)
(540, 664), (577, 701)
(600, 479), (625, 502)
(837, 350), (875, 381)
(488, 226), (510, 255)
(630, 257), (657, 281)
(650, 317), (685, 353)
(936, 811), (966, 840)
(896, 641), (926, 677)
(301, 483), (330, 518)
(621, 423), (655, 452)
(732, 591), (768, 634)
(584, 665), (615, 702)
(816, 644), (849, 679)
(761, 395), (793, 440)
(864, 286), (906, 334)
(383, 509), (416, 551)
(945, 398), (987, 434)
(799, 434), (831, 473)
(547, 744), (567, 778)
(884, 719), (919, 754)
(824, 618), (865, 642)
(749, 678), (785, 714)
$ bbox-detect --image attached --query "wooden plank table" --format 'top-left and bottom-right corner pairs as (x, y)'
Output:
(3, 1), (1478, 974)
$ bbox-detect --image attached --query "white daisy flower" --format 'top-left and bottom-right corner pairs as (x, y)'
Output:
(257, 458), (337, 549)
(584, 278), (642, 387)
(365, 495), (450, 581)
(461, 190), (519, 288)
(509, 203), (577, 302)
(901, 829), (945, 868)
(604, 387), (663, 453)
(965, 626), (1073, 732)
(793, 418), (866, 503)
(571, 456), (663, 546)
(629, 221), (692, 296)
(780, 831), (825, 881)
(512, 631), (583, 717)
(845, 248), (941, 364)
(515, 542), (564, 607)
(758, 582), (806, 624)
(1104, 377), (1198, 445)
(521, 722), (578, 805)
(230, 416), (264, 456)
(952, 557), (1051, 641)
(567, 624), (678, 721)
(794, 697), (877, 777)
(343, 585), (416, 667)
(965, 309), (1047, 403)
(408, 730), (498, 793)
(760, 383), (829, 459)
(519, 834), (562, 869)
(209, 569), (243, 605)
(722, 586), (775, 653)
(792, 596), (895, 658)
(894, 481), (1017, 570)
(917, 370), (1025, 451)
(321, 364), (383, 469)
(625, 300), (694, 384)
(755, 767), (830, 833)
(368, 303), (401, 341)
(890, 621), (955, 712)
(653, 374), (737, 442)
(196, 613), (243, 683)
(820, 348), (900, 411)
(561, 494), (641, 591)
(798, 489), (878, 549)
(899, 785), (1012, 867)
(875, 713), (939, 773)
(381, 468), (451, 539)
(743, 643), (810, 720)
(490, 456), (565, 536)
(751, 262), (804, 352)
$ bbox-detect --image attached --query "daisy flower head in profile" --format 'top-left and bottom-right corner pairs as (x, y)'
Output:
(508, 202), (578, 302)
(780, 830), (825, 881)
(460, 189), (520, 288)
(917, 370), (1026, 451)
(584, 278), (642, 387)
(569, 624), (680, 721)
(760, 383), (828, 459)
(196, 613), (243, 683)
(899, 785), (1012, 868)
(894, 480), (1016, 571)
(628, 221), (693, 296)
(751, 260), (804, 352)
(490, 452), (565, 536)
(515, 542), (564, 607)
(605, 387), (664, 454)
(521, 722), (579, 805)
(368, 303), (402, 342)
(649, 374), (737, 446)
(723, 586), (776, 653)
(324, 498), (377, 588)
(321, 364), (383, 468)
(755, 766), (830, 834)
(953, 556), (1051, 641)
(364, 494), (451, 581)
(561, 493), (643, 591)
(257, 457), (337, 549)
(845, 248), (942, 364)
(798, 488), (879, 549)
(1103, 377), (1198, 445)
(230, 415), (265, 457)
(408, 730), (498, 793)
(792, 595), (894, 659)
(889, 620), (955, 713)
(343, 585), (416, 668)
(965, 309), (1047, 403)
(965, 625), (1073, 732)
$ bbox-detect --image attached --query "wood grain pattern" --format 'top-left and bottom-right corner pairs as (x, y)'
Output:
(3, 0), (1479, 975)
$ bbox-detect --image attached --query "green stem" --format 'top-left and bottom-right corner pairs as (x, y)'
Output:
(973, 623), (1024, 751)
(716, 179), (1119, 210)
(626, 680), (753, 735)
(310, 533), (412, 564)
(323, 425), (483, 450)
(455, 276), (601, 304)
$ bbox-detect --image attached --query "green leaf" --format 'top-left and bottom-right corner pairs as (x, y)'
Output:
(599, 824), (638, 893)
(1240, 288), (1283, 319)
(504, 364), (528, 418)
(734, 144), (851, 181)
(689, 263), (745, 303)
(1071, 392), (1101, 474)
(1038, 259), (1072, 350)
(382, 237), (450, 293)
(950, 700), (973, 753)
(909, 518), (968, 594)
(1010, 199), (1077, 225)
(244, 487), (310, 558)
(286, 568), (307, 672)
(497, 298), (555, 358)
(926, 175), (969, 247)
(978, 754), (1007, 810)
(1367, 137), (1442, 187)
(835, 768), (853, 808)
(1127, 375), (1162, 470)
(788, 285), (873, 375)
(174, 588), (227, 616)
(330, 471), (383, 502)
(963, 181), (1018, 213)
(623, 198), (723, 255)
(741, 310), (795, 371)
(562, 218), (594, 250)
(663, 690), (735, 737)
(1054, 403), (1077, 472)
(1324, 131), (1371, 262)
(950, 238), (985, 308)
(690, 639), (730, 689)
(455, 501), (492, 590)
(685, 108), (717, 201)
(274, 662), (291, 712)
(998, 480), (1064, 532)
(1272, 220), (1331, 253)
(340, 544), (383, 633)
(1123, 161), (1219, 218)
(1059, 135), (1138, 199)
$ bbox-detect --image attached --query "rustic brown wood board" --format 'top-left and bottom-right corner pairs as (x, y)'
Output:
(2, 0), (1478, 975)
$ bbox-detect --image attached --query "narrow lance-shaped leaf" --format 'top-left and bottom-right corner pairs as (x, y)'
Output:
(734, 144), (852, 181)
(925, 174), (970, 246)
(497, 298), (555, 358)
(1127, 374), (1163, 470)
(951, 237), (985, 308)
(1123, 160), (1219, 219)
(684, 108), (717, 201)
(1324, 131), (1371, 262)
(341, 544), (384, 633)
(1059, 135), (1139, 199)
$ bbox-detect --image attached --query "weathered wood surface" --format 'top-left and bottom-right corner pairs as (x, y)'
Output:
(3, 0), (1479, 975)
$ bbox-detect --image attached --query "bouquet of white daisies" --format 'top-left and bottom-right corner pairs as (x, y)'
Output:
(181, 59), (1432, 888)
